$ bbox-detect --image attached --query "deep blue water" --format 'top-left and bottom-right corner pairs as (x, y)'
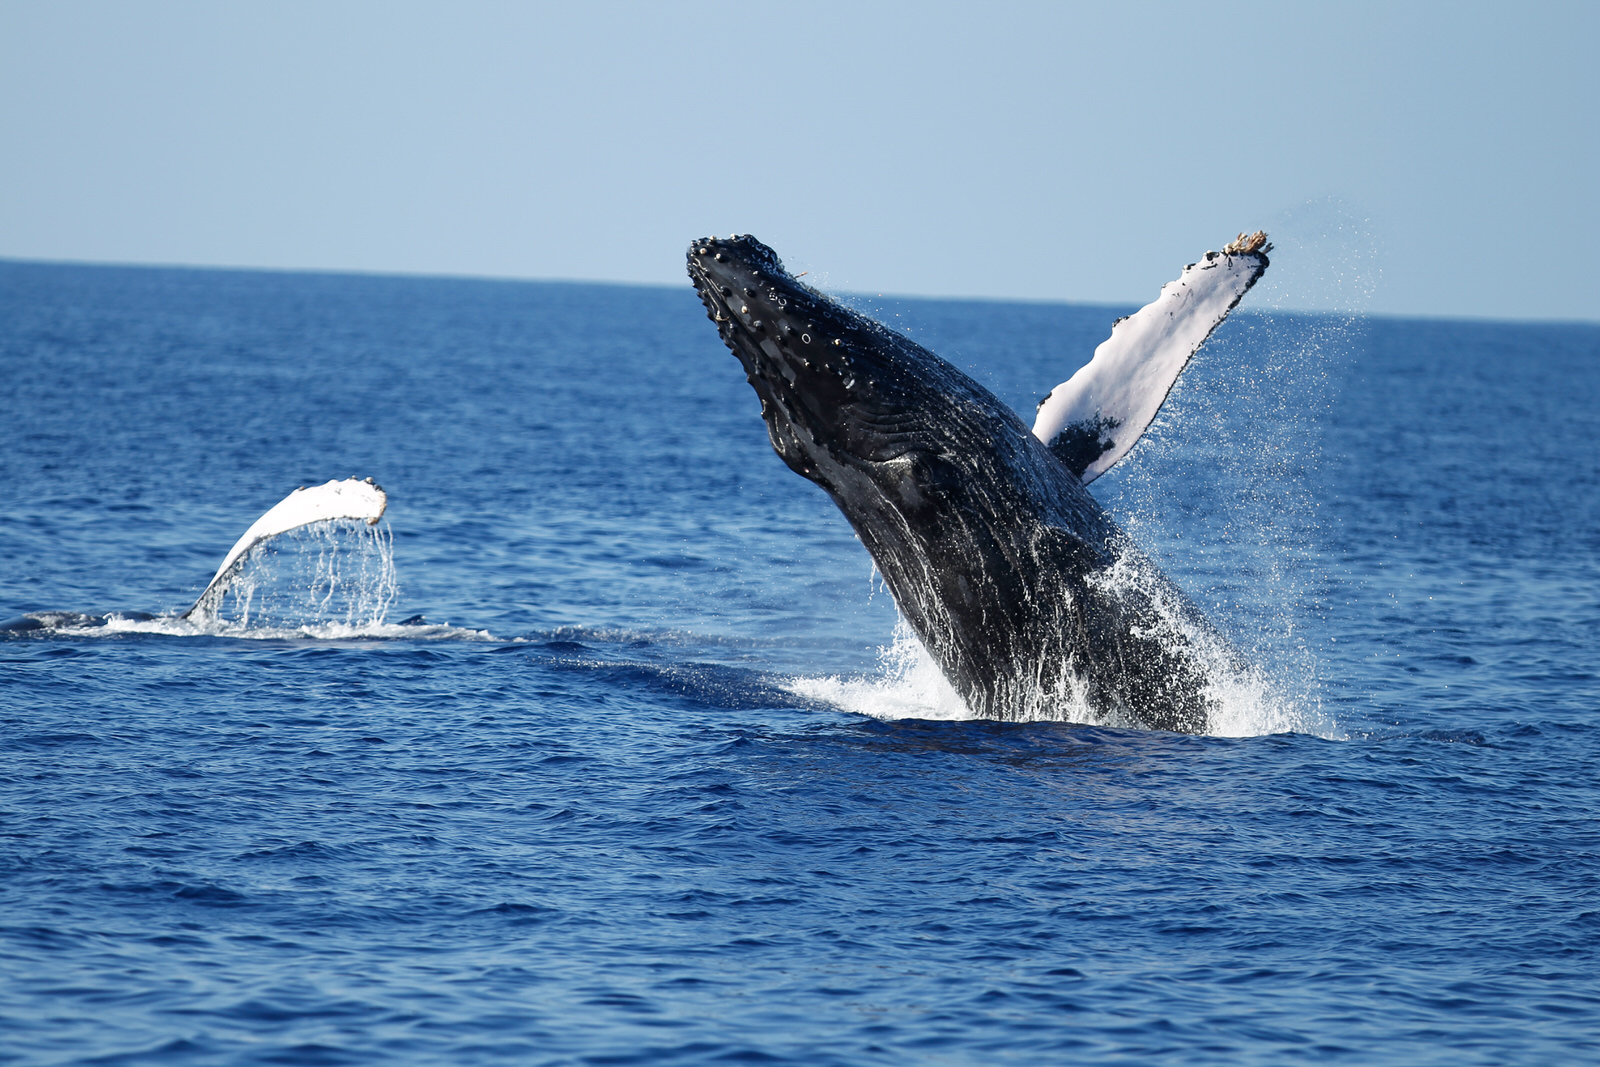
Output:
(2, 259), (1598, 1064)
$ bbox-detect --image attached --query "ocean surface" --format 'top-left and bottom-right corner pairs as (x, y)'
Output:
(2, 258), (1597, 1064)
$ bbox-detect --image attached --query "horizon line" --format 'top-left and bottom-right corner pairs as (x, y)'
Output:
(4, 252), (1596, 329)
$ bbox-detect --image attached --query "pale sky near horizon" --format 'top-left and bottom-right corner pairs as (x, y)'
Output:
(2, 1), (1595, 321)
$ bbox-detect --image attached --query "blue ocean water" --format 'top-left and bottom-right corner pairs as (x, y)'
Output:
(2, 259), (1597, 1064)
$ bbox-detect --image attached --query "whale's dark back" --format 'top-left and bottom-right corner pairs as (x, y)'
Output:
(688, 235), (1229, 731)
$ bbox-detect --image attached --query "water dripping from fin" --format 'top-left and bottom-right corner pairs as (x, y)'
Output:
(197, 519), (400, 633)
(4, 477), (398, 636)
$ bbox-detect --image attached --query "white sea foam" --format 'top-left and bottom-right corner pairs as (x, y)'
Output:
(789, 596), (1344, 740)
(787, 618), (973, 721)
(73, 613), (495, 643)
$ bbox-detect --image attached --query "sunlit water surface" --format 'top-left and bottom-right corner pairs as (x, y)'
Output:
(2, 261), (1597, 1064)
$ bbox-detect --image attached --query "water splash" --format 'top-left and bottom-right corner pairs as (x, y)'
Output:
(199, 519), (399, 632)
(792, 563), (1343, 739)
(1250, 196), (1381, 317)
(1076, 228), (1372, 736)
(787, 618), (972, 722)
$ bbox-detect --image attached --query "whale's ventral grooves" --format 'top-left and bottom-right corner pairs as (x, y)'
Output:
(688, 235), (1238, 733)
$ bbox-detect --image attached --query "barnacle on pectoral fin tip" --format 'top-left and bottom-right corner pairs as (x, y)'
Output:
(1223, 230), (1272, 256)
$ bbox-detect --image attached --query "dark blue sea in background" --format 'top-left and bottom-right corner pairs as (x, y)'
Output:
(2, 259), (1597, 1064)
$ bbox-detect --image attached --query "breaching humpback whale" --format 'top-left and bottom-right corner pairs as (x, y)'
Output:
(0, 477), (388, 632)
(688, 233), (1270, 732)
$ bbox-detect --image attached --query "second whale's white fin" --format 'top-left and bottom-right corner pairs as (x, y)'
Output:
(183, 477), (388, 620)
(1032, 232), (1271, 484)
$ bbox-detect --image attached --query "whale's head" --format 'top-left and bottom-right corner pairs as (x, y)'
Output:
(687, 234), (1050, 528)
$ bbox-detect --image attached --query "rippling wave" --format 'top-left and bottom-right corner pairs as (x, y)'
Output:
(2, 261), (1597, 1064)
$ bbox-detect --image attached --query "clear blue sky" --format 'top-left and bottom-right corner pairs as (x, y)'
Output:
(2, 1), (1595, 321)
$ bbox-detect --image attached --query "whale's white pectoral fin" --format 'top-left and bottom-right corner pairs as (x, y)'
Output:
(1032, 231), (1271, 484)
(182, 477), (388, 619)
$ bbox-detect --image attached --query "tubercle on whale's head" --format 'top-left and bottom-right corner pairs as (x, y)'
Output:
(686, 234), (1001, 502)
